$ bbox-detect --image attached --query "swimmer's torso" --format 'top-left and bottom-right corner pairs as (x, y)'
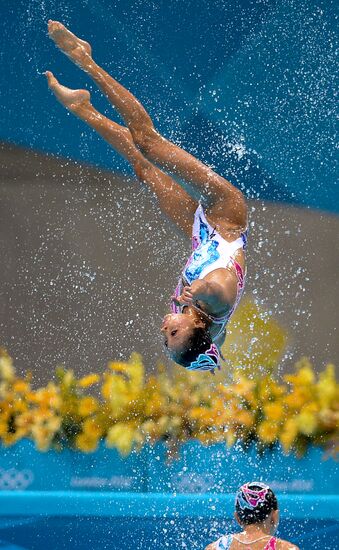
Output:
(172, 204), (247, 340)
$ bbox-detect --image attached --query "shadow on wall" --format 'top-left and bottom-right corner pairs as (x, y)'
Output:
(0, 142), (338, 381)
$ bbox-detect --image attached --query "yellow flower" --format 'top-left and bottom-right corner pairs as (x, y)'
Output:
(32, 383), (61, 409)
(102, 373), (130, 413)
(140, 419), (161, 441)
(64, 370), (75, 386)
(269, 381), (287, 399)
(78, 374), (101, 388)
(12, 399), (28, 414)
(75, 417), (103, 453)
(264, 401), (285, 422)
(0, 419), (9, 438)
(106, 422), (140, 455)
(284, 388), (309, 410)
(235, 410), (255, 428)
(78, 396), (99, 417)
(1, 429), (26, 447)
(319, 408), (339, 430)
(189, 407), (210, 421)
(103, 354), (145, 418)
(258, 420), (280, 443)
(258, 378), (283, 402)
(285, 358), (315, 386)
(82, 417), (102, 439)
(144, 391), (164, 416)
(229, 374), (255, 398)
(15, 411), (34, 432)
(316, 364), (338, 409)
(13, 380), (30, 393)
(31, 414), (62, 451)
(280, 418), (298, 453)
(297, 404), (319, 436)
(0, 349), (15, 381)
(224, 428), (236, 447)
(40, 412), (61, 431)
(101, 374), (113, 401)
(75, 433), (99, 453)
(108, 353), (144, 392)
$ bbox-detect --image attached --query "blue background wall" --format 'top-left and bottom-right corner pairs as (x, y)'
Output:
(1, 0), (338, 212)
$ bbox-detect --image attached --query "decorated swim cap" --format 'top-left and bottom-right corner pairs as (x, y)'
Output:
(236, 482), (270, 510)
(235, 482), (278, 525)
(185, 343), (221, 372)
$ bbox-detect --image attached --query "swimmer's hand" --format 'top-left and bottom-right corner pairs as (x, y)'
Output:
(172, 285), (194, 306)
(172, 280), (207, 306)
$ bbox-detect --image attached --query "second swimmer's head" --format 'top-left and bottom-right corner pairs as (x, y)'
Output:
(161, 310), (220, 371)
(235, 482), (279, 531)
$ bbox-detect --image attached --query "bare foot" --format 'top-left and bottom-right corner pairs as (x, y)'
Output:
(48, 20), (92, 67)
(45, 71), (90, 110)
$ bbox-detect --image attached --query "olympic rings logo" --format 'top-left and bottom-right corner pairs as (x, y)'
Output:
(0, 468), (34, 490)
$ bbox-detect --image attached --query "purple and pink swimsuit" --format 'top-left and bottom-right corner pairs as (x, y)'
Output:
(171, 204), (247, 341)
(216, 535), (277, 549)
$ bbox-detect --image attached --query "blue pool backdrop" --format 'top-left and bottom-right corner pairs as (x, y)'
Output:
(0, 440), (337, 494)
(1, 0), (338, 212)
(0, 441), (338, 548)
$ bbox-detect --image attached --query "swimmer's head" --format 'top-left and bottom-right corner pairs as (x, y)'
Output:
(235, 482), (279, 531)
(161, 311), (220, 371)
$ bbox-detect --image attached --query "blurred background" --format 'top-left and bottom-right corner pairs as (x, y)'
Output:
(0, 0), (338, 382)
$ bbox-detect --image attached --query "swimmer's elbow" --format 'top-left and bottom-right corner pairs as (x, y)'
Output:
(206, 280), (233, 308)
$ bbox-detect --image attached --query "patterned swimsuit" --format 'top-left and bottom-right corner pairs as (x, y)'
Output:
(171, 204), (247, 340)
(216, 535), (277, 549)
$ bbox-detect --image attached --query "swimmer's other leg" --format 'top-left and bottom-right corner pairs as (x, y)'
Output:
(45, 71), (195, 235)
(47, 20), (92, 66)
(47, 21), (247, 234)
(44, 71), (90, 108)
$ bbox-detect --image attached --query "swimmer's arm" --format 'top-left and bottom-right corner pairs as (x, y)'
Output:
(204, 543), (217, 550)
(188, 279), (234, 309)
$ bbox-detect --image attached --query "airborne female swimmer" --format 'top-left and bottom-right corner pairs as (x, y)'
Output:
(46, 21), (248, 373)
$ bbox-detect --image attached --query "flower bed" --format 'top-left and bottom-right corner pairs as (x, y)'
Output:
(0, 348), (337, 458)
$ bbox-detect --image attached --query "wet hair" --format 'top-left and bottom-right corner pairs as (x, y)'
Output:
(235, 482), (278, 525)
(174, 326), (214, 368)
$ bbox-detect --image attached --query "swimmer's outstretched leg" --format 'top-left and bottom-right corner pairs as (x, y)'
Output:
(47, 21), (247, 234)
(45, 71), (140, 165)
(45, 71), (195, 236)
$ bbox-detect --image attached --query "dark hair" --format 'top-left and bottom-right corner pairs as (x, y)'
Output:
(235, 482), (278, 525)
(174, 326), (214, 368)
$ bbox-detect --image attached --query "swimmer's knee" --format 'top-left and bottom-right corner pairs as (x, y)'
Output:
(134, 158), (154, 181)
(131, 124), (161, 157)
(235, 188), (247, 210)
(233, 189), (248, 226)
(215, 186), (248, 228)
